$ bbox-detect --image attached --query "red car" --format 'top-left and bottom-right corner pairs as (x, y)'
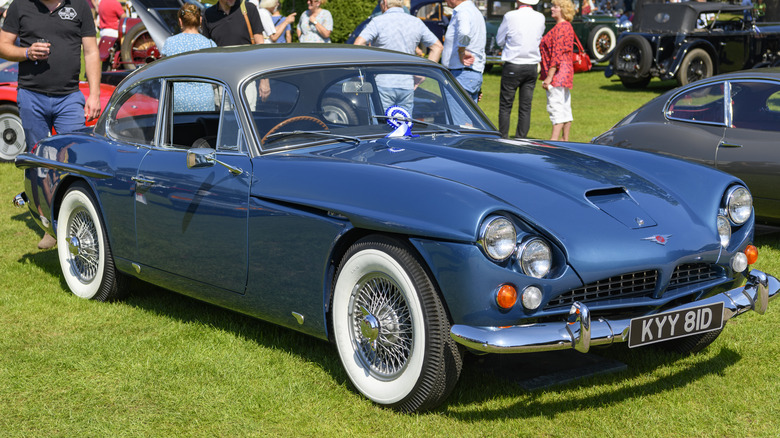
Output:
(0, 61), (116, 161)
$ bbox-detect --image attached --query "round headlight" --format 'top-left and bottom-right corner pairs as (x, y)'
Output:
(518, 238), (552, 278)
(480, 216), (517, 261)
(717, 215), (731, 248)
(726, 186), (752, 225)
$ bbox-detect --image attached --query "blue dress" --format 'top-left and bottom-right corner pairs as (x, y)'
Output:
(162, 33), (218, 113)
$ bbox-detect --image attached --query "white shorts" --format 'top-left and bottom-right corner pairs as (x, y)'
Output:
(546, 86), (573, 125)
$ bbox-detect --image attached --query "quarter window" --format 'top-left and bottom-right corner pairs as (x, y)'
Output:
(107, 79), (162, 145)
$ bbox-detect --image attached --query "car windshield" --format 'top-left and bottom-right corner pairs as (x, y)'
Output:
(245, 65), (495, 150)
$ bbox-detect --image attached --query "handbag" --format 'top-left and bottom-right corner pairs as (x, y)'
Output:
(572, 35), (592, 73)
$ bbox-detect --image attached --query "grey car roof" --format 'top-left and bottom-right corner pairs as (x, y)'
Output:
(116, 44), (442, 93)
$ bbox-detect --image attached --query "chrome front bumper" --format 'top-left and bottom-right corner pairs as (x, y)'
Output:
(451, 270), (778, 354)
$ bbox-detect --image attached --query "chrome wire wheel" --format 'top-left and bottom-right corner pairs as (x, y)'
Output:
(348, 273), (413, 380)
(66, 206), (100, 282)
(332, 236), (463, 412)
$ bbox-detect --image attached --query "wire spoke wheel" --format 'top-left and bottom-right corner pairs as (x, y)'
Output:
(67, 208), (100, 282)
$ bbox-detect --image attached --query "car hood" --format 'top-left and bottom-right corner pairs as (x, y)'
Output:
(131, 0), (196, 50)
(267, 135), (733, 281)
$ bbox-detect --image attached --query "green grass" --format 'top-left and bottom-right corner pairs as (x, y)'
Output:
(2, 69), (780, 436)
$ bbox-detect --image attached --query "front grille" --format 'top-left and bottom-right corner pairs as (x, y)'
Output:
(669, 263), (720, 287)
(546, 270), (657, 309)
(545, 263), (722, 310)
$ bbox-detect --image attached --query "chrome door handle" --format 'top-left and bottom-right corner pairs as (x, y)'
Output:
(131, 176), (155, 185)
(718, 141), (742, 148)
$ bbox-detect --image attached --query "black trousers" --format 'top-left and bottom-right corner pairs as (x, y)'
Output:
(498, 63), (538, 139)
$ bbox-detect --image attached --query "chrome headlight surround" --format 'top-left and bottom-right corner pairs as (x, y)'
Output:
(479, 216), (517, 262)
(725, 186), (752, 225)
(717, 215), (731, 248)
(516, 237), (552, 279)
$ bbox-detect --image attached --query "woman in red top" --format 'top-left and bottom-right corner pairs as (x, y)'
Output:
(539, 0), (575, 141)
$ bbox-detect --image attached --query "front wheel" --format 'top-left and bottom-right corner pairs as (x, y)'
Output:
(331, 236), (462, 412)
(56, 182), (126, 301)
(677, 48), (713, 86)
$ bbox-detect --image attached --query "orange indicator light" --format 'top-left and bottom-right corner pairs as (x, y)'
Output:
(496, 284), (518, 309)
(745, 245), (758, 265)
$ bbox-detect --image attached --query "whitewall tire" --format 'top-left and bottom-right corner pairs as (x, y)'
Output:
(332, 236), (462, 412)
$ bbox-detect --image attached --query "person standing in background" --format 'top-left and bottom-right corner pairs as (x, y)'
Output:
(0, 0), (102, 250)
(98, 0), (126, 41)
(298, 0), (332, 43)
(754, 0), (766, 22)
(203, 0), (265, 46)
(353, 0), (443, 113)
(441, 0), (485, 102)
(539, 0), (575, 141)
(260, 0), (295, 43)
(496, 0), (545, 139)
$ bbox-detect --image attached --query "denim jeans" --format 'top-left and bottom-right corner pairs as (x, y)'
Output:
(450, 68), (483, 102)
(17, 88), (86, 150)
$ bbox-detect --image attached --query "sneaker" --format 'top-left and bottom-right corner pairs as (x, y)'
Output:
(37, 233), (57, 250)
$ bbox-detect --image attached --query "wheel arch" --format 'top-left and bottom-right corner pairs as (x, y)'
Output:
(50, 176), (113, 246)
(668, 41), (719, 78)
(323, 230), (455, 343)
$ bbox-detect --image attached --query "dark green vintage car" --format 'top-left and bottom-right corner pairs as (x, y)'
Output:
(485, 0), (632, 67)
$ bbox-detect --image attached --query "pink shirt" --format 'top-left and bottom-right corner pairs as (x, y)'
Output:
(99, 0), (126, 31)
(540, 21), (575, 89)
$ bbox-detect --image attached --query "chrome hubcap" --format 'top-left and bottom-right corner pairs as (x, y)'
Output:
(349, 274), (413, 379)
(68, 208), (99, 282)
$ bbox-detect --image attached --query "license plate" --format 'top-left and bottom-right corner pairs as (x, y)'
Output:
(628, 302), (724, 348)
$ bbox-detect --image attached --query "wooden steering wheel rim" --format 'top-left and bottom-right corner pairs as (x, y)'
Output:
(261, 116), (328, 145)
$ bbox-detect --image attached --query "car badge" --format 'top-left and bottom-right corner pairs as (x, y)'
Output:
(642, 234), (671, 245)
(635, 217), (645, 226)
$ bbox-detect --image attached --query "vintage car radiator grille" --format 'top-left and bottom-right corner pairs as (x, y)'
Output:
(546, 263), (720, 309)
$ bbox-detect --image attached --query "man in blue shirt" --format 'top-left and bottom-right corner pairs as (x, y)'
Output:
(441, 0), (486, 102)
(354, 0), (443, 114)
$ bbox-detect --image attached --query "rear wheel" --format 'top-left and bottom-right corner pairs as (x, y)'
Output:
(0, 104), (25, 161)
(56, 182), (127, 301)
(121, 22), (156, 70)
(332, 236), (462, 412)
(588, 26), (617, 63)
(613, 35), (652, 88)
(677, 48), (713, 86)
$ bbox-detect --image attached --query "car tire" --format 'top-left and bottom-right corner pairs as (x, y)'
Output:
(56, 182), (127, 301)
(654, 329), (723, 355)
(677, 48), (713, 87)
(322, 97), (359, 125)
(331, 236), (462, 412)
(121, 22), (155, 70)
(613, 35), (652, 80)
(0, 104), (26, 161)
(588, 26), (617, 63)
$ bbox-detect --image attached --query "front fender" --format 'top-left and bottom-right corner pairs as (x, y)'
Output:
(664, 40), (719, 79)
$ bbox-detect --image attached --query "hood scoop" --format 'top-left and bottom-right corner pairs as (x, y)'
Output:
(586, 187), (657, 229)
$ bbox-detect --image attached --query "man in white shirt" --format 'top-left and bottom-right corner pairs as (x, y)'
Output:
(442, 0), (486, 102)
(247, 0), (276, 43)
(496, 0), (545, 138)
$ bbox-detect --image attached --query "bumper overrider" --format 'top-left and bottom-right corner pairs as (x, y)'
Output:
(451, 270), (779, 354)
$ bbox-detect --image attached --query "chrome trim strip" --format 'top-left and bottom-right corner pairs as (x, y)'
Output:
(451, 270), (778, 354)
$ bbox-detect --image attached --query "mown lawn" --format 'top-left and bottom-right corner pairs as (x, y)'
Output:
(1, 67), (779, 437)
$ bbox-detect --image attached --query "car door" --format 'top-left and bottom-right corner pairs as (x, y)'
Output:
(661, 81), (727, 166)
(134, 79), (252, 294)
(717, 79), (780, 221)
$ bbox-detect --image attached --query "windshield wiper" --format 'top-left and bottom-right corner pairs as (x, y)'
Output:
(263, 130), (361, 144)
(371, 115), (461, 135)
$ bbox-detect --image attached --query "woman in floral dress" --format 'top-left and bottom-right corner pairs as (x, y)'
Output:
(539, 0), (575, 141)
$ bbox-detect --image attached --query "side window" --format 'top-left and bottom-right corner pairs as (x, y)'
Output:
(666, 83), (725, 125)
(217, 91), (243, 152)
(730, 80), (780, 131)
(164, 80), (227, 150)
(107, 79), (162, 145)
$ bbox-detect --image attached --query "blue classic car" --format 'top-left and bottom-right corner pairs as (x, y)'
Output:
(12, 45), (779, 412)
